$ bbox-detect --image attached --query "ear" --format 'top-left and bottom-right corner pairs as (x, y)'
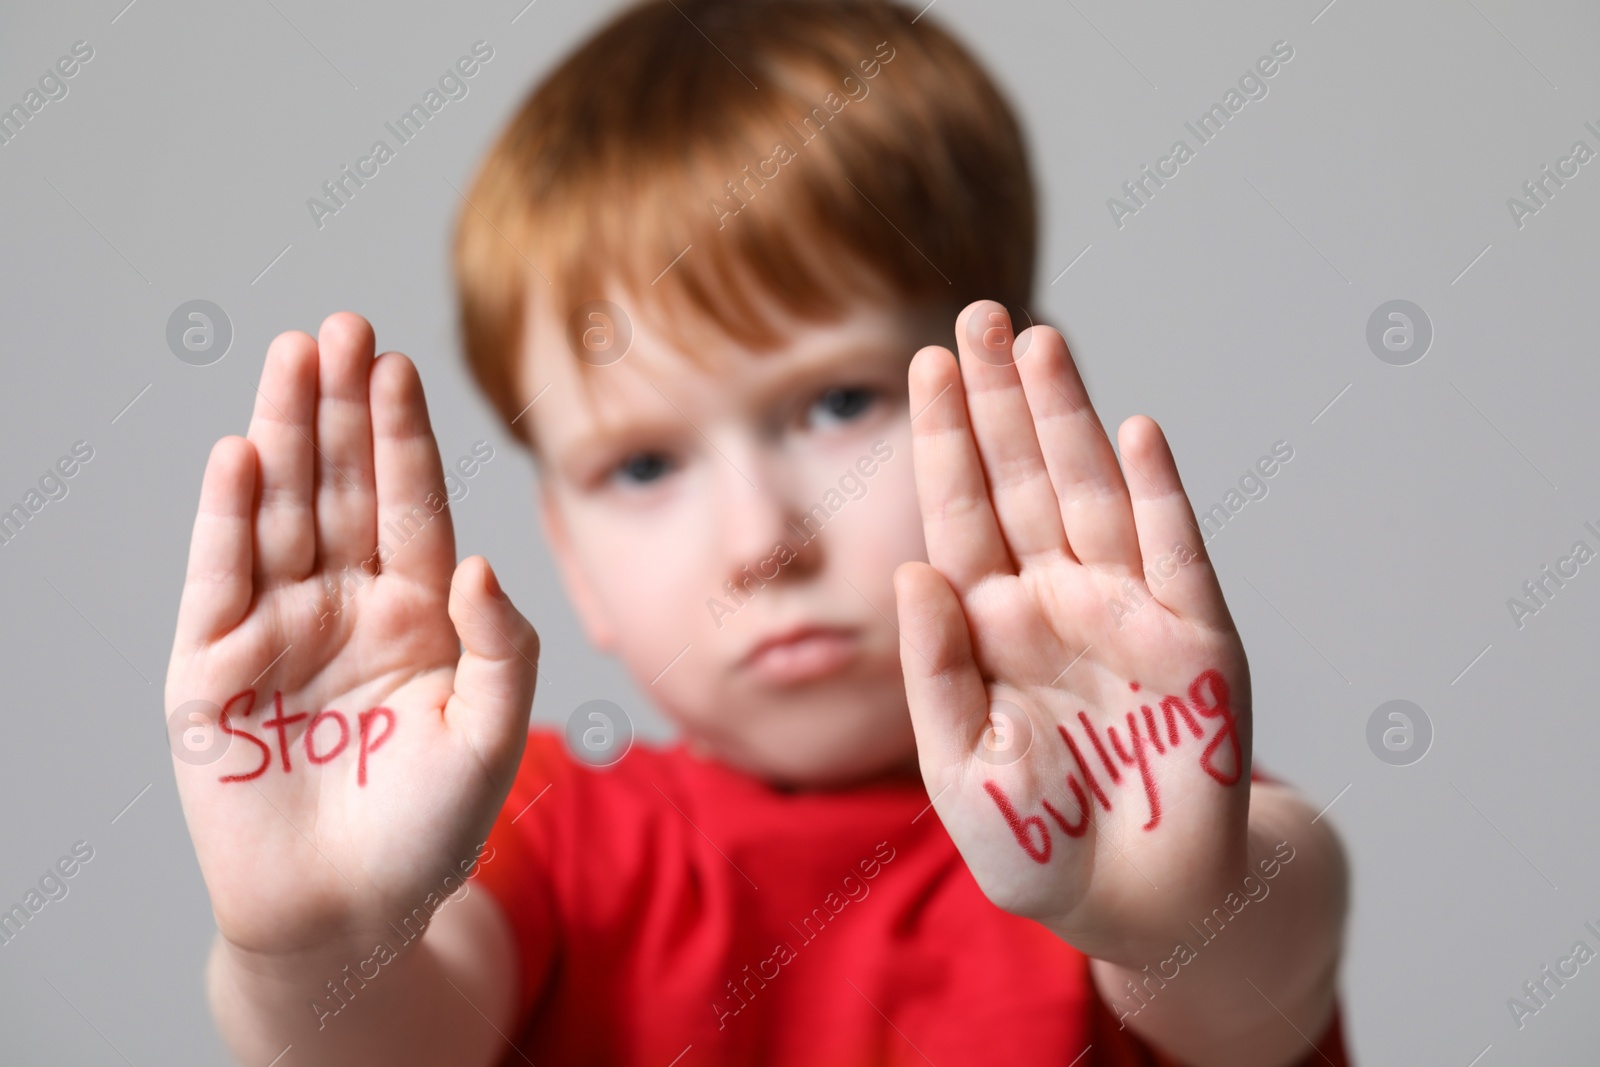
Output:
(536, 480), (618, 652)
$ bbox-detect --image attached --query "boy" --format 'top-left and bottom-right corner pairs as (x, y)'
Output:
(166, 0), (1350, 1063)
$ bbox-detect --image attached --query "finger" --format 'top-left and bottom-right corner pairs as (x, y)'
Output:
(1014, 325), (1142, 574)
(953, 301), (1070, 562)
(370, 352), (456, 588)
(894, 561), (990, 773)
(174, 437), (257, 649)
(1118, 416), (1231, 629)
(908, 345), (1013, 590)
(247, 331), (318, 581)
(313, 312), (378, 568)
(446, 557), (540, 780)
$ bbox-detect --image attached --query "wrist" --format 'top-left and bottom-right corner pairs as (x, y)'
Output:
(1042, 836), (1253, 967)
(210, 919), (401, 995)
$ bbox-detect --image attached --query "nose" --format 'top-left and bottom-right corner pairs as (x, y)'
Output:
(715, 442), (821, 600)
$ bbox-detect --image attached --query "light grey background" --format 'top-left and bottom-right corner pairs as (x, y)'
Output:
(1, 0), (1596, 1063)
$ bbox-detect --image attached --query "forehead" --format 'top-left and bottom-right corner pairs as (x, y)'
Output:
(515, 282), (939, 455)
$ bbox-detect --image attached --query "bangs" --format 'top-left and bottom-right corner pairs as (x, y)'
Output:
(454, 0), (1035, 443)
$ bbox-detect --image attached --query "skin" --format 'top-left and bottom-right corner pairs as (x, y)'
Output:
(173, 294), (1345, 1067)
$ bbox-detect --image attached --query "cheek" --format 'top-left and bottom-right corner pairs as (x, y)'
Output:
(860, 464), (926, 567)
(567, 492), (723, 641)
(592, 531), (686, 608)
(824, 442), (927, 609)
(857, 428), (926, 567)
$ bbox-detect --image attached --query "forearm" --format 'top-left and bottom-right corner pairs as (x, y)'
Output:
(1088, 782), (1349, 1067)
(207, 897), (516, 1067)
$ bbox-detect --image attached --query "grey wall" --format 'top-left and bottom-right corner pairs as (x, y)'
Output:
(2, 0), (1596, 1062)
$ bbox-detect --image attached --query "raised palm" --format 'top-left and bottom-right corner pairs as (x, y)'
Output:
(164, 313), (539, 956)
(895, 302), (1251, 960)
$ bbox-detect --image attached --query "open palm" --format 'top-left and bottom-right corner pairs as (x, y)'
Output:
(894, 301), (1251, 960)
(164, 313), (539, 956)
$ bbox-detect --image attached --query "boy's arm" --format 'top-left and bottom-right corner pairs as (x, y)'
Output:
(1089, 782), (1349, 1067)
(894, 300), (1349, 1067)
(206, 890), (520, 1067)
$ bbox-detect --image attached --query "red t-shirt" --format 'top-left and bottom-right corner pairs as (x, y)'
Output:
(473, 730), (1351, 1066)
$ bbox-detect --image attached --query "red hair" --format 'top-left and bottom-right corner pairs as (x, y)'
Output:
(452, 0), (1036, 446)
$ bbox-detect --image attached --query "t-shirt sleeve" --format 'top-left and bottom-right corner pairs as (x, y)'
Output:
(469, 730), (569, 1026)
(1088, 979), (1353, 1065)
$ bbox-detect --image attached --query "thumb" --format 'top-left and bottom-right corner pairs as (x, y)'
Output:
(894, 560), (989, 772)
(446, 555), (540, 776)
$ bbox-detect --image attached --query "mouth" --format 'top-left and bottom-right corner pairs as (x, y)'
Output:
(739, 624), (860, 686)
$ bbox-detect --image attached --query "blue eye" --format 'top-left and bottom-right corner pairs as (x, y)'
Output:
(809, 386), (875, 427)
(613, 452), (671, 485)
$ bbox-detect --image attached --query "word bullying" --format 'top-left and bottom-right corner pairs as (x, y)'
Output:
(983, 668), (1242, 864)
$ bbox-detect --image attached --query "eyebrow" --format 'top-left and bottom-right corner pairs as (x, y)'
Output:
(550, 410), (691, 482)
(746, 340), (912, 404)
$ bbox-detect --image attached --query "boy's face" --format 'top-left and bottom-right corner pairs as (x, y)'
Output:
(520, 284), (950, 786)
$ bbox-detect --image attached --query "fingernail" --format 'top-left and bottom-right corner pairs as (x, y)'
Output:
(484, 564), (504, 599)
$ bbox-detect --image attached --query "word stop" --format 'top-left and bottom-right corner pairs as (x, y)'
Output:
(214, 688), (395, 787)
